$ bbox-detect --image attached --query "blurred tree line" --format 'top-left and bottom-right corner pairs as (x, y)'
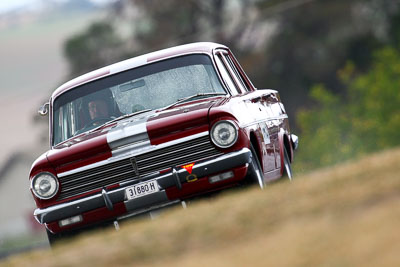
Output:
(63, 0), (400, 170)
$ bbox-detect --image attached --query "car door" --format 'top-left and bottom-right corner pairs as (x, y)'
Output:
(265, 94), (281, 170)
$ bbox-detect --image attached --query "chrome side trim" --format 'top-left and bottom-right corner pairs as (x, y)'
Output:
(58, 131), (209, 178)
(240, 115), (288, 128)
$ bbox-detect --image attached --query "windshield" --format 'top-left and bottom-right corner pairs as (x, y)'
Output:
(52, 54), (226, 145)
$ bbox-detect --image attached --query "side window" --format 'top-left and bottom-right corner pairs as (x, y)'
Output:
(224, 55), (248, 92)
(229, 52), (253, 91)
(215, 54), (240, 95)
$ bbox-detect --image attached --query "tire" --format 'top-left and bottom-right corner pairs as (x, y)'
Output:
(246, 144), (265, 189)
(46, 229), (64, 246)
(46, 221), (115, 246)
(46, 228), (77, 246)
(283, 146), (293, 180)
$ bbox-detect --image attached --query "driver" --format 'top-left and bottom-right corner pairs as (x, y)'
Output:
(88, 99), (109, 123)
(78, 89), (121, 133)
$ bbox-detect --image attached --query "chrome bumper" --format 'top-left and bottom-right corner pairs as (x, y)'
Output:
(34, 148), (251, 224)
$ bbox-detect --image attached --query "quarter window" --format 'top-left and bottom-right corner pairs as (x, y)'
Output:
(224, 55), (249, 92)
(215, 54), (240, 95)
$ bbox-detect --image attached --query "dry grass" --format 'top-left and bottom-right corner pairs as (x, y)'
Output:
(2, 148), (400, 267)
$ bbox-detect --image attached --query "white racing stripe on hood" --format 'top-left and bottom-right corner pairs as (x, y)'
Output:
(106, 113), (151, 150)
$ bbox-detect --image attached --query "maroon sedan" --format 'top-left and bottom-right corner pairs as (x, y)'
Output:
(31, 42), (298, 244)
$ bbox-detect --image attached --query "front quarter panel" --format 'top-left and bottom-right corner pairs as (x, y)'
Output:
(209, 89), (289, 180)
(29, 152), (58, 208)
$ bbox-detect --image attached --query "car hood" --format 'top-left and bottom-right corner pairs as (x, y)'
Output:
(46, 98), (222, 174)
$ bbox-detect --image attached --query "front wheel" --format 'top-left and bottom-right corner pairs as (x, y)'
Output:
(283, 146), (293, 180)
(46, 229), (64, 246)
(245, 145), (265, 189)
(46, 228), (77, 246)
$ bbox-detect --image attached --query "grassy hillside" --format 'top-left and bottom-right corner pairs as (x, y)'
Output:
(2, 148), (400, 266)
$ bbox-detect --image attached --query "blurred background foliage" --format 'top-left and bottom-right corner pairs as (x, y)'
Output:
(298, 46), (400, 170)
(62, 0), (400, 171)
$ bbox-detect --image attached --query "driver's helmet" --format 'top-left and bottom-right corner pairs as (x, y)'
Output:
(88, 89), (121, 116)
(80, 88), (122, 127)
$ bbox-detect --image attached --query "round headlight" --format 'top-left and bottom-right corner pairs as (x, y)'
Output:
(31, 172), (59, 199)
(211, 120), (238, 148)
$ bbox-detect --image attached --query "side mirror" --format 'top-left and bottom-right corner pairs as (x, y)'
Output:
(291, 134), (299, 150)
(38, 102), (50, 116)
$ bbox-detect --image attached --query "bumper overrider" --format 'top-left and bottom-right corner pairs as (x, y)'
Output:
(34, 148), (251, 232)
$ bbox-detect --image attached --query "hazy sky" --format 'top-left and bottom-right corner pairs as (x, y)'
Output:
(0, 0), (33, 12)
(0, 0), (113, 13)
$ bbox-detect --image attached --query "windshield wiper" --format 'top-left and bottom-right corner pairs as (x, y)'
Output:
(162, 92), (227, 111)
(88, 109), (152, 133)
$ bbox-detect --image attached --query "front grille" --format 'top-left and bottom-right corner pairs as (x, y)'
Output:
(57, 135), (222, 200)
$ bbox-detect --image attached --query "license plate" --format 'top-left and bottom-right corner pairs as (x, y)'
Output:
(125, 180), (159, 200)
